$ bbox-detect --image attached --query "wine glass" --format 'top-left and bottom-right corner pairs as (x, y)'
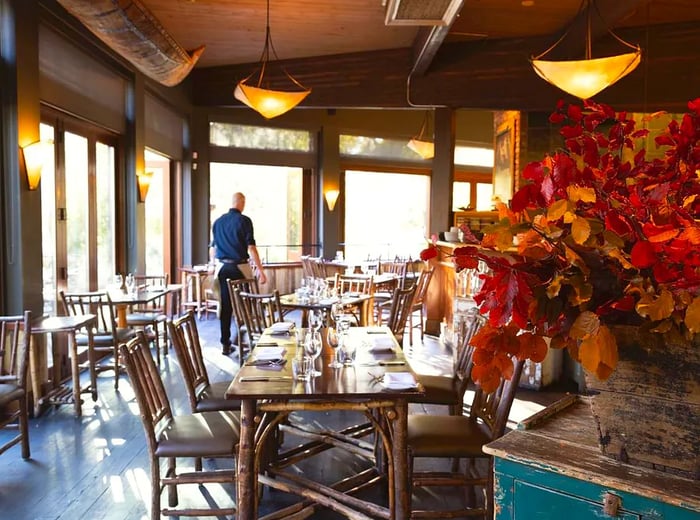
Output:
(125, 273), (136, 295)
(326, 327), (344, 368)
(114, 273), (123, 290)
(309, 309), (324, 332)
(340, 334), (356, 366)
(304, 330), (323, 376)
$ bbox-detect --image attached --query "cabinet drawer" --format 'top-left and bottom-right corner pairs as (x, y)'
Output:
(514, 481), (641, 520)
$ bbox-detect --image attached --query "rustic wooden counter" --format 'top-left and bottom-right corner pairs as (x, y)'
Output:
(484, 395), (700, 519)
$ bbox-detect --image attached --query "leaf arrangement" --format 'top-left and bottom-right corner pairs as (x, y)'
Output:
(422, 99), (700, 392)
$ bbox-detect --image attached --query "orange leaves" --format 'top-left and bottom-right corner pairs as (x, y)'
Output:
(579, 325), (618, 380)
(636, 289), (675, 322)
(684, 296), (700, 333)
(571, 216), (592, 244)
(517, 332), (548, 363)
(570, 310), (600, 339)
(566, 184), (596, 203)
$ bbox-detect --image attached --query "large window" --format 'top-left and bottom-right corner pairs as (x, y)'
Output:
(209, 163), (303, 263)
(344, 170), (430, 261)
(210, 122), (312, 152)
(144, 149), (170, 275)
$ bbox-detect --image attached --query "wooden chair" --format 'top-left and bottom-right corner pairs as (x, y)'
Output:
(309, 256), (329, 279)
(383, 285), (417, 346)
(407, 358), (525, 519)
(233, 289), (284, 349)
(0, 311), (32, 459)
(60, 290), (134, 390)
(167, 311), (241, 414)
(226, 277), (259, 360)
(334, 273), (375, 325)
(379, 259), (409, 289)
(408, 266), (435, 344)
(126, 274), (169, 367)
(411, 308), (485, 415)
(120, 332), (239, 519)
(300, 255), (315, 279)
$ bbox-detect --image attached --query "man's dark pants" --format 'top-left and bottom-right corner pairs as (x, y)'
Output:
(218, 262), (243, 350)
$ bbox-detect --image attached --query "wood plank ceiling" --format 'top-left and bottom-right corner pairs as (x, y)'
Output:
(108, 1), (700, 111)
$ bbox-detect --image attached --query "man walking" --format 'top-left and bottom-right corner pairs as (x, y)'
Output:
(210, 192), (267, 355)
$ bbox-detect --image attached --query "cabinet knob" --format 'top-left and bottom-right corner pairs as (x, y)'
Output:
(603, 492), (621, 516)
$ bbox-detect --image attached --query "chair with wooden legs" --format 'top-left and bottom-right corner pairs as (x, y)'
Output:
(233, 289), (284, 349)
(407, 266), (435, 344)
(383, 284), (417, 346)
(120, 332), (239, 520)
(126, 274), (169, 367)
(334, 273), (375, 325)
(407, 358), (525, 519)
(167, 311), (241, 414)
(60, 290), (134, 390)
(226, 277), (259, 360)
(0, 311), (32, 459)
(411, 308), (485, 415)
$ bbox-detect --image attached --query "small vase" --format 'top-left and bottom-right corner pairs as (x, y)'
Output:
(584, 325), (699, 479)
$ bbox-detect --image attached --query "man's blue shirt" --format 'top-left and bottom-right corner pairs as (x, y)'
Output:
(211, 208), (256, 262)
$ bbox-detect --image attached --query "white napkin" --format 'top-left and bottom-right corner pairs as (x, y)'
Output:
(270, 322), (294, 334)
(253, 346), (286, 360)
(368, 336), (395, 353)
(381, 372), (417, 390)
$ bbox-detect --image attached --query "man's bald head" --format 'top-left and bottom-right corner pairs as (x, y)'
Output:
(232, 192), (246, 211)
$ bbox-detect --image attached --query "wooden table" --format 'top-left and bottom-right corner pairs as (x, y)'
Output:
(31, 314), (96, 417)
(225, 326), (423, 519)
(279, 292), (373, 327)
(107, 287), (172, 328)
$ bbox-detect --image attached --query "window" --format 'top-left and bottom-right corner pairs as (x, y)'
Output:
(454, 145), (494, 167)
(344, 170), (430, 260)
(144, 149), (171, 275)
(209, 163), (303, 263)
(209, 122), (312, 152)
(453, 174), (494, 212)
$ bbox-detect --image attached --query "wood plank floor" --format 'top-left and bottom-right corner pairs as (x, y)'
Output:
(0, 315), (574, 519)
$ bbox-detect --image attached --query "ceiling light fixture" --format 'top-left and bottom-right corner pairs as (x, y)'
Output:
(234, 0), (310, 119)
(531, 0), (641, 100)
(407, 111), (435, 160)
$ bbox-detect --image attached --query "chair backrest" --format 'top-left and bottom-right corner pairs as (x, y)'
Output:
(380, 260), (408, 288)
(469, 357), (525, 440)
(60, 290), (118, 336)
(453, 309), (486, 400)
(334, 273), (375, 295)
(167, 311), (210, 412)
(309, 257), (328, 279)
(133, 274), (169, 313)
(412, 266), (435, 306)
(227, 277), (259, 326)
(300, 255), (315, 278)
(0, 311), (32, 387)
(385, 284), (417, 341)
(120, 332), (173, 453)
(234, 289), (284, 340)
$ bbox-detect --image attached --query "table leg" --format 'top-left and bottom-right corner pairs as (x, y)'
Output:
(392, 399), (409, 519)
(68, 331), (82, 417)
(238, 399), (258, 518)
(30, 333), (41, 417)
(115, 304), (128, 328)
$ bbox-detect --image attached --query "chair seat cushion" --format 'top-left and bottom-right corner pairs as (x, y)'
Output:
(127, 312), (167, 325)
(77, 327), (135, 346)
(155, 410), (240, 458)
(0, 384), (24, 407)
(411, 375), (459, 406)
(408, 414), (491, 458)
(195, 381), (241, 413)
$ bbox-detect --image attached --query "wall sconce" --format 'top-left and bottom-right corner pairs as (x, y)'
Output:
(324, 189), (340, 212)
(21, 140), (50, 190)
(137, 171), (153, 202)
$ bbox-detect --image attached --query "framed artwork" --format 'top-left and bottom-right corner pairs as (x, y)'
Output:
(493, 119), (516, 205)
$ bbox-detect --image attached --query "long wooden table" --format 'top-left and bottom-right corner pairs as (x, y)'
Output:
(225, 326), (424, 519)
(279, 292), (373, 327)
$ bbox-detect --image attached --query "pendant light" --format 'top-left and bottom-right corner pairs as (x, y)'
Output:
(407, 110), (435, 160)
(234, 0), (311, 119)
(531, 0), (641, 100)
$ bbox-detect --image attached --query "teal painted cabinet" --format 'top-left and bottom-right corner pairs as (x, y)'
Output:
(484, 396), (700, 520)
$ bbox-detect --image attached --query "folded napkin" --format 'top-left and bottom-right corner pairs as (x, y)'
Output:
(247, 358), (287, 370)
(381, 372), (417, 390)
(253, 346), (287, 360)
(367, 336), (395, 354)
(270, 321), (295, 334)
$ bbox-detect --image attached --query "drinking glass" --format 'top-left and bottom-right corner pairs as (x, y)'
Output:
(304, 330), (323, 376)
(309, 309), (324, 332)
(114, 273), (123, 290)
(292, 356), (312, 381)
(125, 273), (136, 295)
(340, 335), (356, 366)
(326, 327), (344, 368)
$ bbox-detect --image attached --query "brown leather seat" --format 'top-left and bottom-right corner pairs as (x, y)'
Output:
(0, 311), (32, 459)
(120, 331), (239, 519)
(407, 358), (525, 519)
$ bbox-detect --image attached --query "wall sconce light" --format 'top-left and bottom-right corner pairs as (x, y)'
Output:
(324, 189), (340, 212)
(21, 140), (50, 190)
(137, 171), (153, 202)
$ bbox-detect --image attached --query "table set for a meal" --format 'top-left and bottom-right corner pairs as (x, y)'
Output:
(225, 322), (424, 519)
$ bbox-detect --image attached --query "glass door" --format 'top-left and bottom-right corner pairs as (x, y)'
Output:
(40, 111), (119, 313)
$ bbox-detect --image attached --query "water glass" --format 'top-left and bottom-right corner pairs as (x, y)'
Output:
(326, 327), (344, 368)
(304, 330), (323, 376)
(292, 356), (313, 381)
(125, 273), (136, 295)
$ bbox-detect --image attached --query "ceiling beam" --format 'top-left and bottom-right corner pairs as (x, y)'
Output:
(190, 20), (700, 113)
(410, 0), (465, 77)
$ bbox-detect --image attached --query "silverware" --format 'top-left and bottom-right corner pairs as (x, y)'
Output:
(247, 358), (286, 366)
(360, 360), (406, 366)
(240, 376), (292, 382)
